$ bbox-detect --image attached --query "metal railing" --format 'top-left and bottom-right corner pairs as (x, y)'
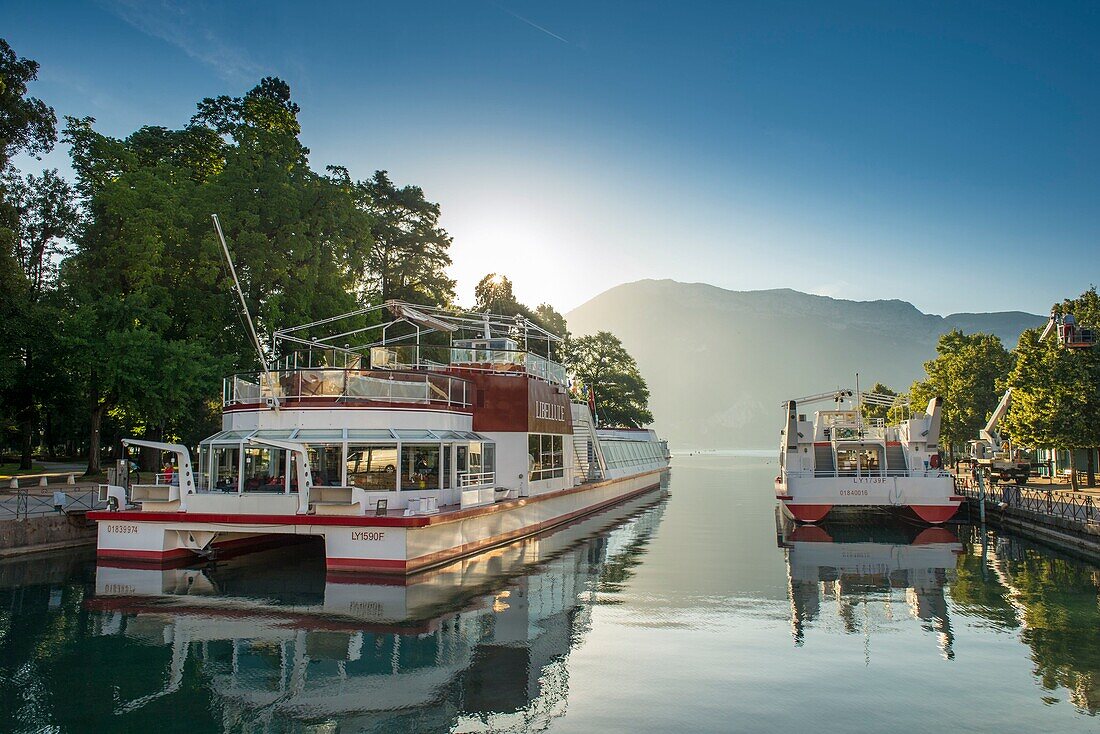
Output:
(377, 344), (568, 386)
(784, 468), (951, 479)
(458, 471), (495, 488)
(0, 488), (107, 520)
(224, 368), (471, 408)
(955, 478), (1100, 525)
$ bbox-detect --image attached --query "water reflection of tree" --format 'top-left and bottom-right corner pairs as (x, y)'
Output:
(950, 530), (1100, 715)
(594, 525), (658, 598)
(948, 543), (1020, 631)
(1003, 550), (1100, 714)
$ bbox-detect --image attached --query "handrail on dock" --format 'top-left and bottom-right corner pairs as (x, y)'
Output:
(955, 478), (1100, 525)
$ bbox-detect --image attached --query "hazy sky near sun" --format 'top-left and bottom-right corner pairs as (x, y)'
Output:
(4, 1), (1099, 316)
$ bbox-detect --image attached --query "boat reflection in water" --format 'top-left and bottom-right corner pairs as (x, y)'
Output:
(776, 512), (963, 658)
(87, 487), (668, 731)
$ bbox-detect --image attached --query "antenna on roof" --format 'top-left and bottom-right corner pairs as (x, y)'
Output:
(212, 214), (279, 408)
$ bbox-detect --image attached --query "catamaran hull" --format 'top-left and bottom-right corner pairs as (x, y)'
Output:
(91, 469), (667, 575)
(775, 474), (963, 525)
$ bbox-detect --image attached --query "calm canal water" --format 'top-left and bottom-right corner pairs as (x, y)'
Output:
(1, 453), (1099, 732)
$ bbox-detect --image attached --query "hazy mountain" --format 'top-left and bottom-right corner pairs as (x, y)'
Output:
(566, 280), (1045, 450)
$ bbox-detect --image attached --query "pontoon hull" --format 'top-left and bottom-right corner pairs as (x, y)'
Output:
(775, 474), (962, 525)
(91, 469), (667, 575)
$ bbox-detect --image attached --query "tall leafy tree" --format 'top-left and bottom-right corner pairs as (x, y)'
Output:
(1002, 289), (1100, 489)
(190, 78), (372, 358)
(356, 170), (454, 306)
(568, 331), (654, 428)
(474, 273), (528, 316)
(0, 40), (71, 468)
(1, 170), (78, 468)
(62, 77), (373, 472)
(62, 118), (219, 472)
(534, 303), (569, 340)
(0, 38), (56, 170)
(909, 330), (1013, 459)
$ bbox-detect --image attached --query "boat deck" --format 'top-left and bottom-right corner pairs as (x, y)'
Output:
(89, 470), (666, 528)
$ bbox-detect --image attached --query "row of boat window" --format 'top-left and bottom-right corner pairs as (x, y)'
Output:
(601, 440), (665, 470)
(199, 441), (495, 493)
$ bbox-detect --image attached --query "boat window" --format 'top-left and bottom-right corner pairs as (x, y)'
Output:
(296, 429), (345, 440)
(395, 429), (435, 439)
(211, 446), (241, 491)
(202, 430), (251, 445)
(243, 447), (286, 493)
(252, 429), (295, 439)
(435, 430), (465, 440)
(601, 440), (660, 470)
(347, 429), (395, 440)
(196, 447), (206, 490)
(469, 442), (483, 476)
(483, 443), (496, 476)
(529, 434), (564, 481)
(836, 448), (882, 475)
(306, 445), (343, 487)
(442, 444), (452, 489)
(402, 444), (441, 490)
(346, 444), (398, 491)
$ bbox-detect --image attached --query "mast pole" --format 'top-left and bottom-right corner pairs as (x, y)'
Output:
(855, 372), (861, 418)
(212, 214), (279, 406)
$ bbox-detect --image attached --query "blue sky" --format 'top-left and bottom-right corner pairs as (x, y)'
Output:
(4, 1), (1098, 315)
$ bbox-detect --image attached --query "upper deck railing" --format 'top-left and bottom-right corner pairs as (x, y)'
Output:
(820, 414), (887, 441)
(223, 368), (471, 408)
(370, 345), (567, 385)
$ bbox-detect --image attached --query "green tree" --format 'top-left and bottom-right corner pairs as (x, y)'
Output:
(356, 170), (454, 306)
(567, 331), (653, 428)
(0, 38), (66, 466)
(909, 330), (1013, 459)
(1, 169), (78, 468)
(0, 38), (56, 169)
(1002, 289), (1100, 489)
(474, 273), (528, 317)
(62, 77), (373, 472)
(534, 303), (569, 339)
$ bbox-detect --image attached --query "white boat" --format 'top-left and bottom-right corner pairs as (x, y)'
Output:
(90, 300), (669, 574)
(774, 388), (962, 524)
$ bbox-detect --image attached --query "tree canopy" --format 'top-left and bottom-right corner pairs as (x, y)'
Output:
(357, 170), (454, 306)
(0, 38), (56, 168)
(0, 41), (77, 469)
(1002, 288), (1100, 488)
(909, 330), (1013, 457)
(56, 77), (378, 471)
(567, 331), (654, 428)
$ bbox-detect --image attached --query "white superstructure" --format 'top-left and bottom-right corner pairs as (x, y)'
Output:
(775, 388), (962, 524)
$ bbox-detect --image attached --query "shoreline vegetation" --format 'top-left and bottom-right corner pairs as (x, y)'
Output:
(0, 39), (653, 476)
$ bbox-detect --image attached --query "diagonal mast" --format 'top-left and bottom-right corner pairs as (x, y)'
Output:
(211, 214), (279, 407)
